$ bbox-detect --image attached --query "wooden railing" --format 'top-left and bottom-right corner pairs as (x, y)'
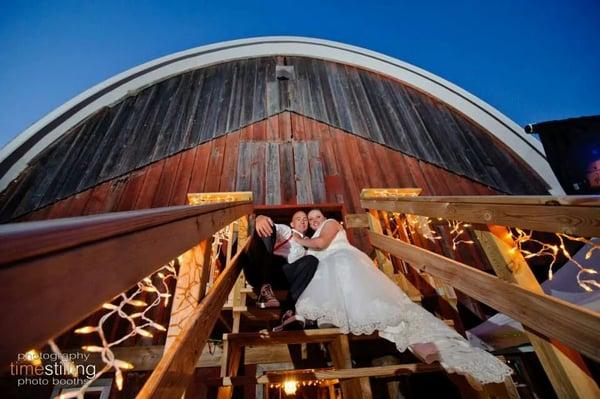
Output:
(361, 190), (600, 398)
(0, 200), (253, 369)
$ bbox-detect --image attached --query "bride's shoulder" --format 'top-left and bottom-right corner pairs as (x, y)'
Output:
(322, 219), (343, 230)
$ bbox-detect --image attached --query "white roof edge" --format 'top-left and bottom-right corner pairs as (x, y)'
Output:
(0, 36), (563, 194)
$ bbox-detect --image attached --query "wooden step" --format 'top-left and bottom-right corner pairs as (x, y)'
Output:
(257, 363), (443, 383)
(223, 320), (455, 347)
(216, 363), (444, 386)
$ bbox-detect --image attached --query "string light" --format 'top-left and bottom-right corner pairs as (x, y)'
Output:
(53, 263), (177, 399)
(283, 380), (298, 395)
(385, 212), (598, 291)
(509, 228), (600, 291)
(47, 221), (238, 398)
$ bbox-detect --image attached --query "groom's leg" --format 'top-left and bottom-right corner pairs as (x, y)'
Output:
(242, 228), (277, 290)
(280, 255), (319, 313)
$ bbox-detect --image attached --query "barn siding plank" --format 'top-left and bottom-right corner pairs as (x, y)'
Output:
(307, 141), (325, 204)
(151, 153), (182, 207)
(235, 141), (252, 192)
(250, 142), (266, 204)
(203, 138), (226, 193)
(169, 147), (198, 205)
(265, 142), (281, 205)
(293, 141), (313, 204)
(133, 160), (165, 209)
(219, 132), (240, 192)
(279, 142), (297, 204)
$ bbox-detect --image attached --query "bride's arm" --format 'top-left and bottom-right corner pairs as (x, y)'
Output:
(294, 220), (342, 250)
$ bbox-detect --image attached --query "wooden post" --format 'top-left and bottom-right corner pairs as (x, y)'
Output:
(217, 334), (243, 399)
(475, 227), (600, 399)
(197, 240), (214, 301)
(328, 335), (373, 399)
(137, 240), (250, 399)
(367, 209), (422, 300)
(232, 216), (250, 333)
(165, 239), (213, 349)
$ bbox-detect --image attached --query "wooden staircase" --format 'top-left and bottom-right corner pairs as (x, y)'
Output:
(1, 189), (599, 398)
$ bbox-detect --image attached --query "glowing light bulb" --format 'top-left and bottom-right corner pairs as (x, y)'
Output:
(283, 380), (298, 395)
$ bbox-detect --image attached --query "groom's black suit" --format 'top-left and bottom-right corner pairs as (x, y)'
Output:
(242, 225), (318, 315)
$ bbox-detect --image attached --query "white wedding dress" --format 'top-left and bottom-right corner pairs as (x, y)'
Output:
(295, 220), (513, 384)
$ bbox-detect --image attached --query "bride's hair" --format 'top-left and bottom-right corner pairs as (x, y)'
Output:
(308, 209), (324, 216)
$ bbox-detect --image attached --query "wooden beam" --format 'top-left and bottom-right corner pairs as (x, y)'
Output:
(217, 335), (242, 399)
(360, 188), (422, 200)
(187, 191), (254, 205)
(197, 240), (213, 301)
(367, 210), (422, 300)
(344, 213), (370, 229)
(0, 201), (251, 264)
(361, 196), (600, 236)
(166, 242), (210, 349)
(359, 193), (600, 207)
(0, 202), (252, 368)
(255, 363), (442, 383)
(368, 231), (600, 362)
(476, 227), (600, 399)
(225, 328), (345, 346)
(329, 334), (373, 398)
(137, 241), (249, 399)
(74, 344), (293, 371)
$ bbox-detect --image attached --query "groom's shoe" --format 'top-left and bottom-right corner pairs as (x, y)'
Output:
(273, 310), (305, 332)
(256, 284), (280, 309)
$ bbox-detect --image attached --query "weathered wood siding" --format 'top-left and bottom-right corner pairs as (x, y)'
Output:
(0, 57), (547, 222)
(21, 113), (498, 224)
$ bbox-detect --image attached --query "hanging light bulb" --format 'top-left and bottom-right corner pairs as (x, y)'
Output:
(283, 380), (298, 395)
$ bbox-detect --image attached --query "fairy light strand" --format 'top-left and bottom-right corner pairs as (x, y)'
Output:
(388, 212), (598, 292)
(51, 222), (236, 398)
(54, 263), (176, 399)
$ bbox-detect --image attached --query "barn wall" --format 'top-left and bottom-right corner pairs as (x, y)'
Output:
(0, 57), (547, 222)
(21, 112), (498, 226)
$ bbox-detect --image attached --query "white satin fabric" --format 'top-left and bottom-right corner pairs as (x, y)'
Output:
(295, 219), (512, 384)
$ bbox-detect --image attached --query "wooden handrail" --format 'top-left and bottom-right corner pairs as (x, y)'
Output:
(137, 240), (249, 399)
(0, 201), (253, 367)
(0, 201), (250, 266)
(368, 231), (600, 362)
(361, 195), (600, 236)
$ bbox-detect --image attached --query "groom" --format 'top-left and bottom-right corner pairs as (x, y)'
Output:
(241, 211), (318, 331)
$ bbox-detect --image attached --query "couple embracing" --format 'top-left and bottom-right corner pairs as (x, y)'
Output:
(241, 209), (513, 385)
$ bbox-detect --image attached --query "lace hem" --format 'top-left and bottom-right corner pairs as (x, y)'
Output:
(297, 303), (512, 384)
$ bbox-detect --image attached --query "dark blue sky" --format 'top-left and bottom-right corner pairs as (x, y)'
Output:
(1, 0), (598, 148)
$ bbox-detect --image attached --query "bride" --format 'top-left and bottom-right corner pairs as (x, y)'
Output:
(292, 209), (513, 385)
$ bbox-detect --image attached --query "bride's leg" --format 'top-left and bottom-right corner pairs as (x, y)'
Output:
(408, 342), (441, 364)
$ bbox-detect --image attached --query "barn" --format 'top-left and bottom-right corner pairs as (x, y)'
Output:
(0, 37), (597, 399)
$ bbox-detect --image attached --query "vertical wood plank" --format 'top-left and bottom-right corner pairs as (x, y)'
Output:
(204, 138), (227, 193)
(293, 141), (313, 204)
(168, 147), (198, 206)
(250, 142), (266, 204)
(219, 132), (241, 192)
(134, 160), (166, 209)
(307, 141), (325, 204)
(265, 143), (282, 205)
(152, 153), (183, 207)
(279, 142), (296, 204)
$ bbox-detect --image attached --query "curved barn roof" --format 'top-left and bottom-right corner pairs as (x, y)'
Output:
(0, 36), (561, 194)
